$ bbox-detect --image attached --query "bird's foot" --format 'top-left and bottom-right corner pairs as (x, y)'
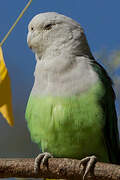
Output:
(80, 155), (97, 180)
(34, 152), (53, 173)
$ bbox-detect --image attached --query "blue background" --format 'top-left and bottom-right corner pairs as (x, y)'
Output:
(0, 0), (120, 157)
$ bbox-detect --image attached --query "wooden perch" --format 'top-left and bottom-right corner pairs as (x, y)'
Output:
(0, 158), (119, 179)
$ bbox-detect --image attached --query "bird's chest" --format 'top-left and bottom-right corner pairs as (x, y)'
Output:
(32, 59), (99, 96)
(26, 82), (107, 158)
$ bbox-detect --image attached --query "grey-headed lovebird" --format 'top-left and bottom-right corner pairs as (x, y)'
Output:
(26, 12), (120, 179)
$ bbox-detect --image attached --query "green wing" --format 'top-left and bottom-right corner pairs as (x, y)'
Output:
(92, 60), (120, 164)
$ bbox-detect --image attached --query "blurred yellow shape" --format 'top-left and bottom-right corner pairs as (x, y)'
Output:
(0, 46), (14, 126)
(0, 0), (33, 126)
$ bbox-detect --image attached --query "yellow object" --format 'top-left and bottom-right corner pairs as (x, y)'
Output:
(0, 0), (33, 126)
(0, 46), (14, 126)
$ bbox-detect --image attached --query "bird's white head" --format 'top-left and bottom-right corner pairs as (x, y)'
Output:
(27, 12), (92, 60)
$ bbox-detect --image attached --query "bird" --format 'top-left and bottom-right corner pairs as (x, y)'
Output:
(26, 12), (120, 179)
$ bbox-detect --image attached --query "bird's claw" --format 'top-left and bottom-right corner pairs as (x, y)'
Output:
(34, 152), (53, 173)
(80, 155), (97, 180)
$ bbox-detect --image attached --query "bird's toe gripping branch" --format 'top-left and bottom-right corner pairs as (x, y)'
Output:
(80, 155), (97, 180)
(34, 152), (53, 173)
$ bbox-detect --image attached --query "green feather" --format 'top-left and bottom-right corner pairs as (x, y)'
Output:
(92, 61), (120, 164)
(26, 81), (109, 162)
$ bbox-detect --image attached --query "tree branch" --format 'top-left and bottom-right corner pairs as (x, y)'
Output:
(0, 158), (119, 179)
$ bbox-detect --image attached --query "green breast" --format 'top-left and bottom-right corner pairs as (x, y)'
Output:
(26, 81), (109, 162)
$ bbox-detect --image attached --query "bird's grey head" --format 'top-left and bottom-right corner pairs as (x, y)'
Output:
(27, 12), (93, 60)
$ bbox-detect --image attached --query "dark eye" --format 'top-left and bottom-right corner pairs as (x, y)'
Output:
(44, 24), (53, 30)
(31, 26), (34, 31)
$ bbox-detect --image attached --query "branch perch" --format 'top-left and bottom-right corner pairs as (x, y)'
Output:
(0, 158), (119, 180)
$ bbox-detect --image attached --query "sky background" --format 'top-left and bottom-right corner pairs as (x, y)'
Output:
(0, 0), (120, 157)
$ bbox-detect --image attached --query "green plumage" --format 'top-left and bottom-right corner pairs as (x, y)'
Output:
(26, 62), (120, 164)
(26, 80), (109, 162)
(26, 12), (120, 168)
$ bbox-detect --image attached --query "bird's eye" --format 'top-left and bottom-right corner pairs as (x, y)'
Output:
(44, 24), (53, 30)
(31, 26), (34, 31)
